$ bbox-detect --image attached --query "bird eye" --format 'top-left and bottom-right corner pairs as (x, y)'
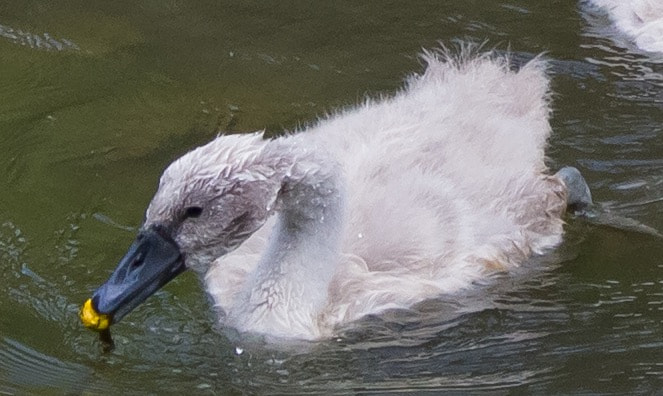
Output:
(184, 206), (203, 219)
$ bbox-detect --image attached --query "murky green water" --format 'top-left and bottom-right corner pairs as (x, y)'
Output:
(1, 0), (662, 394)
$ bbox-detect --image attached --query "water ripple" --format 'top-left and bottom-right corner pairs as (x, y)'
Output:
(0, 337), (111, 394)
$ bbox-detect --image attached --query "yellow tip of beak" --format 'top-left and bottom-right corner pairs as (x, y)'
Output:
(79, 298), (111, 331)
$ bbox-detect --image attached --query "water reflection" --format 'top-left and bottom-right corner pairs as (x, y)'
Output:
(0, 23), (79, 51)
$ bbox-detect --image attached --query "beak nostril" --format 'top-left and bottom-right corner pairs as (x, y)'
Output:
(130, 253), (145, 270)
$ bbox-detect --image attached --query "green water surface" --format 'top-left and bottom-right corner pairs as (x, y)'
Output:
(1, 1), (662, 394)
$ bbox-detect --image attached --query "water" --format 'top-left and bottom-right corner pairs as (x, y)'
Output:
(1, 0), (662, 394)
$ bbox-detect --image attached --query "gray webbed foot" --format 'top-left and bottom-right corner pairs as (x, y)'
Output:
(555, 166), (593, 214)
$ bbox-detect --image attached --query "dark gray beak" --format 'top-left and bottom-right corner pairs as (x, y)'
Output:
(90, 226), (186, 325)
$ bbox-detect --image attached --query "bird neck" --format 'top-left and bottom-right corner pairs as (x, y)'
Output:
(229, 138), (345, 338)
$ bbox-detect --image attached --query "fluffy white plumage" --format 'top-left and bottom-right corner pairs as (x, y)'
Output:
(589, 0), (663, 53)
(146, 49), (569, 340)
